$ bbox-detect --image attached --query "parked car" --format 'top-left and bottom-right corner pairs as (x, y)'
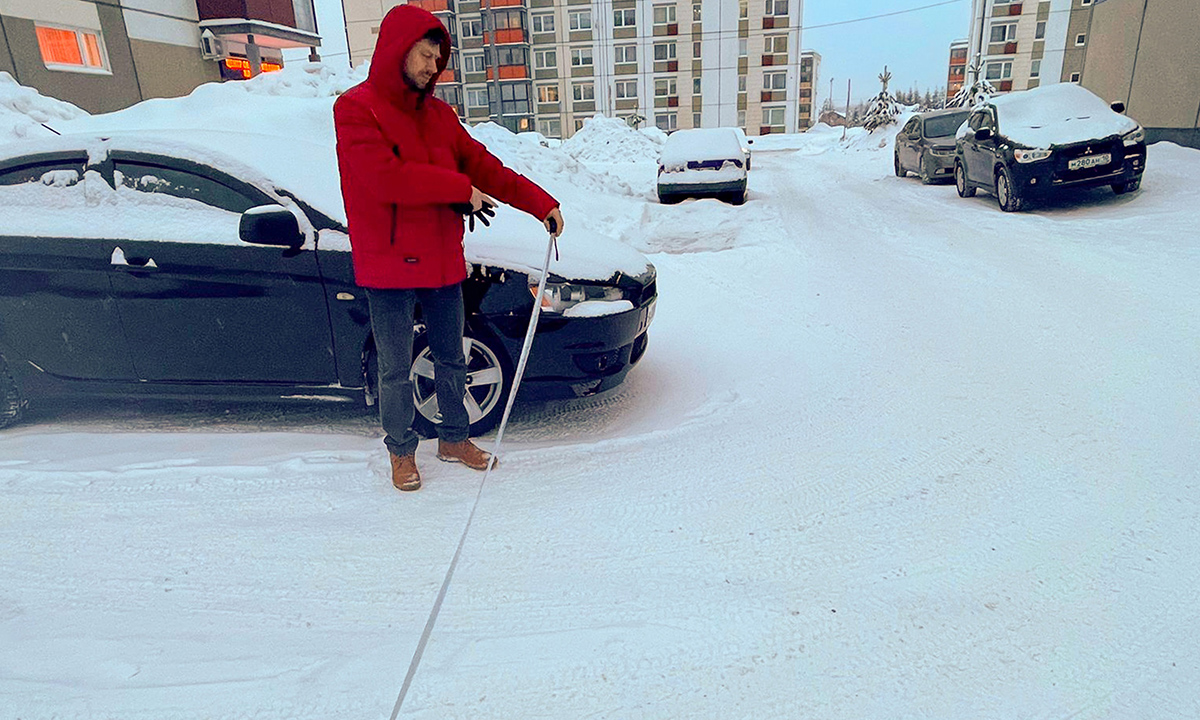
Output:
(953, 83), (1146, 211)
(0, 135), (657, 435)
(894, 108), (971, 184)
(657, 128), (748, 205)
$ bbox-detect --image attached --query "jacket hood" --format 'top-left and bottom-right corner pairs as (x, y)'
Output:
(367, 5), (451, 105)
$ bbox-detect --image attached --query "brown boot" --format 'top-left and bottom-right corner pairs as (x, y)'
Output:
(389, 453), (421, 491)
(436, 439), (496, 471)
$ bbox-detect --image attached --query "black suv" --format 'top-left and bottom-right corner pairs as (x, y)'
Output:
(954, 83), (1147, 212)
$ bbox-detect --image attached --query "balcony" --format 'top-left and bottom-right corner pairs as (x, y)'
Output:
(1004, 41), (1018, 54)
(482, 29), (528, 44)
(409, 0), (451, 11)
(1008, 3), (1022, 15)
(486, 65), (529, 80)
(196, 0), (321, 53)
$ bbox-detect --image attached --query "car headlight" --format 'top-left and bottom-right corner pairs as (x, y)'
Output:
(1123, 126), (1145, 147)
(1014, 148), (1052, 163)
(530, 281), (627, 314)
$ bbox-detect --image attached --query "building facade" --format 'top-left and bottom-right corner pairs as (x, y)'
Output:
(965, 0), (1086, 95)
(0, 0), (320, 114)
(797, 49), (818, 129)
(344, 0), (807, 138)
(946, 38), (967, 102)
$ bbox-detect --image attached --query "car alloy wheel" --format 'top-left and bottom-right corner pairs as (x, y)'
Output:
(996, 166), (1025, 212)
(0, 353), (24, 430)
(955, 161), (976, 198)
(410, 328), (512, 439)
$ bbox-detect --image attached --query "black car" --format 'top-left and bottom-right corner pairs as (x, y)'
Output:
(0, 136), (657, 435)
(894, 108), (971, 184)
(953, 83), (1147, 212)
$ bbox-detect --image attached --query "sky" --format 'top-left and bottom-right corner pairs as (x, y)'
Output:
(302, 0), (974, 107)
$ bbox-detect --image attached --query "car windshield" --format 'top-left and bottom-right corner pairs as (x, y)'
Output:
(924, 112), (970, 138)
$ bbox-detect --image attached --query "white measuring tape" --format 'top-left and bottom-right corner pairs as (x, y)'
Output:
(390, 231), (558, 718)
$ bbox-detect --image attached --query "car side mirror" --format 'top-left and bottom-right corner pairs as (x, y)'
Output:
(239, 205), (305, 248)
(974, 127), (993, 141)
(1110, 101), (1126, 114)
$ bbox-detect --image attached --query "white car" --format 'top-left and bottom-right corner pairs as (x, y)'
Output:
(656, 128), (749, 205)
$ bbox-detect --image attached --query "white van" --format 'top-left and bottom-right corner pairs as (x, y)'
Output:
(656, 128), (749, 205)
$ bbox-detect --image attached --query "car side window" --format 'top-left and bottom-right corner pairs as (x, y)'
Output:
(113, 161), (267, 214)
(0, 156), (88, 187)
(902, 118), (919, 136)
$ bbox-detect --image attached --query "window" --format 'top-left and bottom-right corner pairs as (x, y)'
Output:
(434, 85), (462, 109)
(656, 113), (678, 131)
(1081, 0), (1093, 5)
(766, 0), (788, 16)
(655, 77), (677, 96)
(738, 39), (747, 57)
(764, 106), (785, 126)
(739, 0), (748, 18)
(763, 70), (786, 90)
(535, 49), (557, 69)
(573, 82), (595, 101)
(694, 40), (702, 58)
(467, 89), (489, 107)
(653, 4), (676, 25)
(1035, 21), (1046, 39)
(1030, 59), (1041, 78)
(571, 47), (593, 67)
(461, 19), (482, 38)
(464, 54), (485, 73)
(1070, 72), (1081, 82)
(493, 82), (530, 114)
(1075, 33), (1087, 46)
(532, 13), (555, 33)
(654, 42), (676, 61)
(115, 161), (263, 214)
(537, 84), (559, 103)
(616, 79), (638, 98)
(693, 77), (701, 94)
(614, 45), (637, 63)
(764, 34), (788, 54)
(539, 118), (562, 138)
(693, 112), (701, 127)
(738, 74), (746, 92)
(985, 61), (1013, 80)
(990, 23), (1017, 43)
(569, 10), (592, 31)
(737, 110), (746, 127)
(488, 46), (527, 67)
(492, 10), (525, 31)
(614, 8), (636, 28)
(35, 25), (107, 72)
(694, 4), (702, 21)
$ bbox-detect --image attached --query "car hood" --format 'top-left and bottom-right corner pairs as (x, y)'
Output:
(959, 83), (1139, 148)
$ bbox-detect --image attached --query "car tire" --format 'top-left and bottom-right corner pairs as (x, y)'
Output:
(409, 325), (514, 439)
(1112, 179), (1141, 195)
(726, 189), (747, 206)
(955, 161), (976, 198)
(995, 165), (1025, 212)
(894, 151), (905, 177)
(657, 192), (680, 205)
(0, 353), (25, 430)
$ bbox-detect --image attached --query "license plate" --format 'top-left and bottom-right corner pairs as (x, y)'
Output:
(637, 298), (656, 335)
(1068, 153), (1111, 171)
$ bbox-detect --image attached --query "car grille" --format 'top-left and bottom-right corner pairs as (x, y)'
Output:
(1055, 139), (1124, 183)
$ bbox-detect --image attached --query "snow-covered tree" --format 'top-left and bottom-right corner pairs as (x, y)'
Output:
(949, 61), (997, 108)
(862, 66), (902, 132)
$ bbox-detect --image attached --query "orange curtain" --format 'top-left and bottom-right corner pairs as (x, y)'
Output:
(36, 26), (83, 66)
(82, 33), (103, 67)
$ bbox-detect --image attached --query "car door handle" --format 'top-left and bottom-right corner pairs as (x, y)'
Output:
(110, 247), (158, 271)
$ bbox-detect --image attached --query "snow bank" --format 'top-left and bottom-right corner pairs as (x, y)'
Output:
(560, 115), (665, 164)
(0, 71), (86, 143)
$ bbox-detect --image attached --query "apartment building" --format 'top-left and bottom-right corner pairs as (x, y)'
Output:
(0, 0), (321, 114)
(1078, 0), (1199, 148)
(797, 49), (818, 129)
(344, 0), (807, 138)
(966, 0), (1087, 94)
(946, 38), (967, 101)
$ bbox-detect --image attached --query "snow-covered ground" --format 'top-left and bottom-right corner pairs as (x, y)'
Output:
(2, 70), (1199, 718)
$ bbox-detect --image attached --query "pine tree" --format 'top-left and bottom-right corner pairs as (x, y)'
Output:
(862, 66), (902, 132)
(949, 61), (997, 108)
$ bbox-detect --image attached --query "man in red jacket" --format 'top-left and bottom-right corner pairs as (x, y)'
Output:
(334, 4), (564, 492)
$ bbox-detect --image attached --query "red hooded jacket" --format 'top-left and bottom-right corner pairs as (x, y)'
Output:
(333, 5), (559, 289)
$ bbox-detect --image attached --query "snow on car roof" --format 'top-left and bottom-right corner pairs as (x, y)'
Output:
(988, 82), (1139, 148)
(660, 128), (745, 167)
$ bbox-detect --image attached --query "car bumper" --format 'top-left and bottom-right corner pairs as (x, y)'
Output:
(486, 298), (655, 400)
(658, 179), (747, 199)
(925, 152), (957, 177)
(1011, 146), (1146, 195)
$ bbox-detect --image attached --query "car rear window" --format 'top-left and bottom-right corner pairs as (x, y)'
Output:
(923, 113), (970, 138)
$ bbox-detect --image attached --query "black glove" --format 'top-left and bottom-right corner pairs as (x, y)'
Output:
(451, 201), (496, 232)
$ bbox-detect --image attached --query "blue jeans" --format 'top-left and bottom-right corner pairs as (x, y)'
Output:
(367, 284), (469, 457)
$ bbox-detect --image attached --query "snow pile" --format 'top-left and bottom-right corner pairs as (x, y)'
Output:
(560, 114), (665, 164)
(0, 71), (86, 143)
(240, 61), (368, 98)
